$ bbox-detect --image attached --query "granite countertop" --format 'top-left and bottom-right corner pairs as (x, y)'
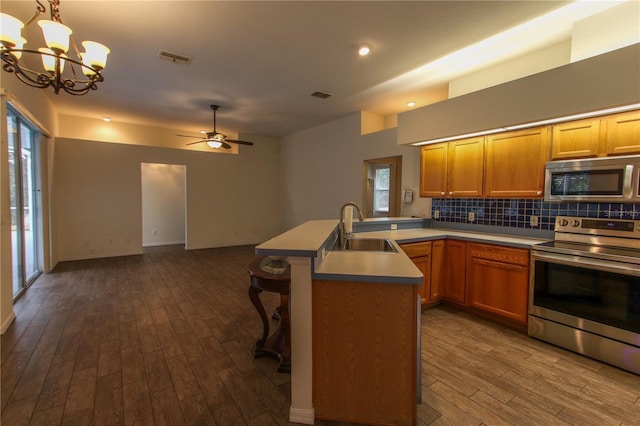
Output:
(256, 219), (550, 285)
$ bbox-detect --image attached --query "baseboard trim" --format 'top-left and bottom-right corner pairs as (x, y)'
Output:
(289, 406), (314, 425)
(60, 249), (144, 262)
(1, 311), (16, 334)
(142, 241), (185, 247)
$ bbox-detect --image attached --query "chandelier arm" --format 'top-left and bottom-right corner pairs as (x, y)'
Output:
(48, 0), (62, 22)
(1, 49), (104, 95)
(22, 0), (47, 27)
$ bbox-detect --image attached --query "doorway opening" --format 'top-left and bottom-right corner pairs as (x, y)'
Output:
(363, 156), (402, 218)
(141, 163), (186, 248)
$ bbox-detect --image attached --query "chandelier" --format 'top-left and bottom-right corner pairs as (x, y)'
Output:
(0, 0), (110, 95)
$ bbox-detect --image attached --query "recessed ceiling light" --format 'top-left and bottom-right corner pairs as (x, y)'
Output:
(102, 117), (111, 122)
(407, 101), (416, 107)
(358, 44), (371, 56)
(200, 130), (207, 134)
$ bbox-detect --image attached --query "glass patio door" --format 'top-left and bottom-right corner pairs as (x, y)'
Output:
(7, 106), (43, 299)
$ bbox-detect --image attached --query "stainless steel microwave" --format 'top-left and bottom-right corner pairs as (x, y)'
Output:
(544, 155), (640, 202)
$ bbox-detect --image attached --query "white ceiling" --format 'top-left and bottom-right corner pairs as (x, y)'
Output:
(0, 1), (626, 138)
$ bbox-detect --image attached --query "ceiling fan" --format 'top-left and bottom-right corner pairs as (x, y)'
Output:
(177, 105), (254, 149)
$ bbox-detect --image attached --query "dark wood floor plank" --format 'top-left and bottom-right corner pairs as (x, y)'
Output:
(142, 350), (172, 393)
(150, 388), (186, 425)
(93, 372), (123, 426)
(122, 380), (154, 426)
(34, 360), (74, 413)
(61, 367), (97, 423)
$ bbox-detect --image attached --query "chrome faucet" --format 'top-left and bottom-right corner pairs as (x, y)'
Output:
(339, 202), (365, 249)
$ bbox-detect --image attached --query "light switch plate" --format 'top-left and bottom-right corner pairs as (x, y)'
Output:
(433, 210), (440, 219)
(468, 212), (475, 222)
(530, 215), (539, 226)
(390, 224), (398, 230)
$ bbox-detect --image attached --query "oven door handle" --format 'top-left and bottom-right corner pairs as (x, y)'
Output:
(532, 251), (640, 277)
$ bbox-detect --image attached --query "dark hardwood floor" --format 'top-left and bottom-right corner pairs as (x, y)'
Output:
(1, 244), (639, 425)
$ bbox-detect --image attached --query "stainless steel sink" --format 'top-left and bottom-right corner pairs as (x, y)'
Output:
(333, 237), (397, 253)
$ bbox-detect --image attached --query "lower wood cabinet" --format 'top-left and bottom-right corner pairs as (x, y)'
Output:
(400, 241), (433, 307)
(443, 239), (466, 304)
(466, 243), (530, 323)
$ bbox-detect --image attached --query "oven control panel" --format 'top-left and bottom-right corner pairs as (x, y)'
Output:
(555, 216), (640, 238)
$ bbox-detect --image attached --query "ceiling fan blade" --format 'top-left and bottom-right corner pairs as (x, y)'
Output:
(177, 134), (203, 139)
(221, 142), (232, 149)
(186, 140), (207, 145)
(225, 139), (254, 146)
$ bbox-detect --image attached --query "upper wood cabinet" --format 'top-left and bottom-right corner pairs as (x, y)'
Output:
(549, 110), (640, 159)
(484, 127), (549, 198)
(419, 137), (483, 198)
(447, 137), (484, 198)
(551, 118), (601, 159)
(420, 143), (447, 197)
(605, 110), (640, 156)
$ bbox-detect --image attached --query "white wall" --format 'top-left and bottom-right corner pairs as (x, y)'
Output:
(141, 163), (186, 246)
(52, 134), (283, 261)
(280, 111), (430, 228)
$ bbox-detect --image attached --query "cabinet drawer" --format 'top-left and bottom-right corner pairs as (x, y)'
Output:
(400, 241), (432, 258)
(467, 243), (529, 266)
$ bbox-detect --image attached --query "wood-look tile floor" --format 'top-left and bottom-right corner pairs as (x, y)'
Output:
(1, 244), (639, 425)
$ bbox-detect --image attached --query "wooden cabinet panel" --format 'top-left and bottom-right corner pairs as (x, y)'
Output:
(444, 240), (466, 304)
(312, 279), (417, 425)
(420, 143), (448, 197)
(485, 127), (549, 198)
(400, 241), (432, 307)
(430, 240), (444, 300)
(551, 118), (601, 159)
(466, 243), (529, 323)
(448, 137), (484, 197)
(606, 110), (640, 156)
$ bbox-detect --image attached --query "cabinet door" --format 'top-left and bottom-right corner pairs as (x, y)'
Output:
(400, 242), (432, 307)
(606, 110), (640, 156)
(448, 137), (484, 197)
(485, 127), (549, 198)
(420, 143), (448, 197)
(551, 118), (601, 159)
(466, 243), (529, 323)
(444, 240), (466, 304)
(430, 240), (444, 300)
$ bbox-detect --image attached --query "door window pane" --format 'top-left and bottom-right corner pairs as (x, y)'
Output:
(374, 167), (390, 214)
(7, 106), (43, 298)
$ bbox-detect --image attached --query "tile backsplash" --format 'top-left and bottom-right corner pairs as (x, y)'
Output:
(431, 198), (640, 231)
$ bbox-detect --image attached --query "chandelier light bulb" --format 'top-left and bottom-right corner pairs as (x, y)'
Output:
(82, 40), (110, 70)
(13, 38), (26, 59)
(0, 13), (24, 48)
(38, 20), (72, 53)
(38, 47), (63, 72)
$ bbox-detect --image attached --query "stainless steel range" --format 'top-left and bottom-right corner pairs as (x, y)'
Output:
(529, 215), (640, 374)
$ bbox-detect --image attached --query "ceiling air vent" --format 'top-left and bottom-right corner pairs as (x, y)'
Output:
(158, 50), (192, 65)
(311, 91), (332, 99)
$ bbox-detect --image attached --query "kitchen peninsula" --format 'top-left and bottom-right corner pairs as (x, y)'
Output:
(255, 218), (545, 425)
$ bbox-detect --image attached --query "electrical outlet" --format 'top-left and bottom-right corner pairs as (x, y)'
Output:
(433, 210), (440, 219)
(468, 212), (475, 222)
(530, 215), (539, 226)
(390, 224), (398, 230)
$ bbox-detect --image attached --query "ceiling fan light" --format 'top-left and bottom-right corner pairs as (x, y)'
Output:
(38, 20), (72, 53)
(0, 13), (23, 48)
(207, 140), (223, 149)
(81, 40), (110, 70)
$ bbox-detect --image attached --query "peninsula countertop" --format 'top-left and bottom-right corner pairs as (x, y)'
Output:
(255, 219), (550, 285)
